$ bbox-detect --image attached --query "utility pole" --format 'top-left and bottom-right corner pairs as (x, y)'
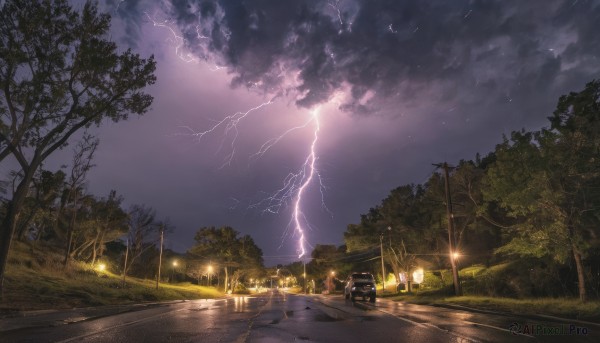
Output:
(434, 162), (462, 296)
(303, 261), (307, 294)
(380, 233), (385, 293)
(156, 225), (164, 290)
(122, 238), (129, 288)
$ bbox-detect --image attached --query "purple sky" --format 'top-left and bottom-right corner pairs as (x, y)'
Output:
(42, 0), (600, 265)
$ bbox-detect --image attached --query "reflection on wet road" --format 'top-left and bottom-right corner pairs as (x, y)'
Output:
(1, 290), (597, 342)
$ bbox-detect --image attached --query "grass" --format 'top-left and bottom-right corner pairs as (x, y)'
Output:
(384, 281), (600, 322)
(1, 241), (222, 312)
(387, 293), (600, 322)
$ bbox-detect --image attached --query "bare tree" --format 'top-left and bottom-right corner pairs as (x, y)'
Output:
(63, 134), (98, 266)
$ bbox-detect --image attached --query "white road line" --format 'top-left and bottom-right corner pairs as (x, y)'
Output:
(375, 307), (428, 328)
(465, 321), (535, 339)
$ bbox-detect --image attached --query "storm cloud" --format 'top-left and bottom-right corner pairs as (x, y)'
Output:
(84, 0), (600, 262)
(144, 0), (599, 115)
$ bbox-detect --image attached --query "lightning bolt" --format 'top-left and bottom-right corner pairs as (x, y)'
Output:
(176, 100), (274, 168)
(292, 109), (321, 257)
(249, 108), (328, 258)
(177, 103), (327, 258)
(145, 9), (328, 259)
(145, 12), (225, 69)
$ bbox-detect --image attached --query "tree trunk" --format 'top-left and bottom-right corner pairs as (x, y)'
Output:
(122, 239), (129, 287)
(224, 267), (229, 293)
(0, 167), (36, 296)
(63, 193), (79, 266)
(156, 227), (163, 290)
(572, 243), (587, 302)
(90, 231), (101, 266)
(70, 240), (94, 259)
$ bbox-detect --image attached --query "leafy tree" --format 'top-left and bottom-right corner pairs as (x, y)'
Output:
(15, 169), (65, 242)
(345, 183), (445, 286)
(62, 190), (127, 267)
(0, 0), (156, 292)
(484, 80), (600, 303)
(188, 226), (263, 293)
(447, 160), (504, 266)
(306, 244), (349, 291)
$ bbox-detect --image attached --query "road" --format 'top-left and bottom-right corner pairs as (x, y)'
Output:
(0, 290), (598, 342)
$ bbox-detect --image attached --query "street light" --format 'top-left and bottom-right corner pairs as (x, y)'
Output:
(329, 271), (336, 294)
(380, 232), (385, 293)
(207, 264), (214, 286)
(96, 263), (106, 272)
(171, 260), (178, 283)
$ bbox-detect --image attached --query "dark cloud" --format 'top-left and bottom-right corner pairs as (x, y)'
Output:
(86, 0), (600, 262)
(156, 0), (599, 114)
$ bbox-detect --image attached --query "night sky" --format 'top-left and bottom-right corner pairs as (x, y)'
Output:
(43, 0), (600, 265)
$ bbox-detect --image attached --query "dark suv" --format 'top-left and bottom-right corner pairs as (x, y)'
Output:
(344, 272), (376, 302)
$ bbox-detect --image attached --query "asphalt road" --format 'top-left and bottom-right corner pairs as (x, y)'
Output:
(0, 290), (598, 342)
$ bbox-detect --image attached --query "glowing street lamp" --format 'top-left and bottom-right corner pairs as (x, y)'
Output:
(171, 260), (178, 283)
(97, 263), (106, 272)
(452, 252), (460, 260)
(329, 271), (336, 293)
(207, 265), (214, 286)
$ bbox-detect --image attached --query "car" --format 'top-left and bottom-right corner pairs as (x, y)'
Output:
(344, 272), (376, 302)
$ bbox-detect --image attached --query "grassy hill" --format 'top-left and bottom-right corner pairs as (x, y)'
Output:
(1, 241), (221, 312)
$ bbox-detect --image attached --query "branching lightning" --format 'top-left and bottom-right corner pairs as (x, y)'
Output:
(177, 102), (328, 257)
(146, 9), (328, 258)
(292, 109), (322, 257)
(177, 100), (274, 168)
(248, 108), (327, 258)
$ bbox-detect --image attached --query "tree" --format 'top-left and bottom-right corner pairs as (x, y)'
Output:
(344, 183), (445, 287)
(483, 81), (600, 304)
(0, 0), (156, 293)
(188, 226), (263, 293)
(62, 134), (98, 266)
(15, 169), (65, 242)
(122, 204), (158, 278)
(65, 191), (127, 264)
(545, 80), (600, 301)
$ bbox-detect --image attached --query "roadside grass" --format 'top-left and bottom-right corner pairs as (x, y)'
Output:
(1, 241), (222, 311)
(388, 293), (600, 322)
(378, 263), (600, 322)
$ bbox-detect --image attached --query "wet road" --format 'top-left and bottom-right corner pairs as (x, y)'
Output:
(1, 290), (597, 342)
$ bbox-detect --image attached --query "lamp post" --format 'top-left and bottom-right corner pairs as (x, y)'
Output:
(329, 270), (335, 293)
(303, 261), (307, 294)
(380, 233), (385, 293)
(207, 264), (213, 286)
(171, 260), (178, 283)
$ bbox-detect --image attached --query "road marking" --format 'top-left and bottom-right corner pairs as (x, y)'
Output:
(236, 291), (275, 343)
(372, 300), (482, 343)
(421, 323), (483, 343)
(374, 307), (427, 328)
(466, 321), (535, 339)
